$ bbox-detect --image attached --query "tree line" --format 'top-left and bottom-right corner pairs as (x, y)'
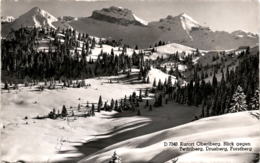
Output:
(1, 26), (150, 83)
(172, 50), (259, 117)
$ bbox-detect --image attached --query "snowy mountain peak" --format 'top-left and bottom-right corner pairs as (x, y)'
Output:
(231, 30), (258, 38)
(133, 14), (148, 26)
(151, 13), (206, 41)
(90, 6), (146, 26)
(158, 13), (204, 32)
(30, 6), (41, 13)
(179, 13), (195, 20)
(11, 6), (58, 29)
(109, 6), (126, 11)
(177, 13), (202, 31)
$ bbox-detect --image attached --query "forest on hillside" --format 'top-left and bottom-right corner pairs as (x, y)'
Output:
(1, 26), (259, 119)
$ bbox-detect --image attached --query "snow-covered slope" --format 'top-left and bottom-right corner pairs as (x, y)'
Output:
(146, 43), (196, 60)
(86, 44), (137, 60)
(147, 67), (177, 84)
(1, 7), (58, 36)
(231, 30), (258, 38)
(79, 110), (260, 163)
(156, 43), (196, 54)
(133, 14), (148, 26)
(179, 13), (202, 32)
(70, 17), (153, 46)
(11, 7), (57, 29)
(0, 74), (152, 162)
(149, 13), (207, 41)
(89, 42), (196, 62)
(52, 20), (74, 30)
(148, 14), (258, 50)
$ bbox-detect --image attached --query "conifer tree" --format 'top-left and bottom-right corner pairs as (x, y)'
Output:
(212, 73), (218, 89)
(61, 105), (67, 117)
(91, 104), (95, 116)
(4, 82), (8, 90)
(249, 89), (259, 110)
(167, 76), (172, 87)
(104, 101), (108, 111)
(153, 78), (157, 87)
(157, 79), (162, 90)
(110, 99), (115, 110)
(146, 76), (150, 83)
(97, 95), (103, 112)
(139, 90), (142, 101)
(114, 100), (118, 111)
(91, 37), (96, 49)
(229, 85), (248, 113)
(109, 151), (121, 163)
(78, 104), (81, 111)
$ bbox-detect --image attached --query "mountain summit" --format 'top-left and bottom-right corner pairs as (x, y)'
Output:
(68, 7), (258, 49)
(15, 7), (57, 28)
(2, 6), (258, 50)
(1, 7), (59, 37)
(6, 6), (57, 31)
(177, 13), (205, 31)
(90, 6), (147, 26)
(148, 13), (209, 42)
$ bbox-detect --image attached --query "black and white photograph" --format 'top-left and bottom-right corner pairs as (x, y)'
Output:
(0, 0), (259, 162)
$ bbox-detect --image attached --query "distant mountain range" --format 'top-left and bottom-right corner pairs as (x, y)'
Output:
(1, 6), (258, 50)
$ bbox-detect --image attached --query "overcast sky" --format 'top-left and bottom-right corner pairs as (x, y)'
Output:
(1, 0), (259, 33)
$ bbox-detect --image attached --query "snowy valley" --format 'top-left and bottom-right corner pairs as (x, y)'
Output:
(1, 5), (259, 163)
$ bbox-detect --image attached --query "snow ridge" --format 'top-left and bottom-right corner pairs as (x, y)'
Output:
(179, 13), (201, 30)
(133, 14), (148, 26)
(13, 7), (58, 29)
(232, 30), (258, 38)
(179, 13), (201, 40)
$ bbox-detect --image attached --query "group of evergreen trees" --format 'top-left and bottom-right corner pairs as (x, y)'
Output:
(1, 26), (150, 82)
(148, 45), (258, 117)
(47, 87), (153, 120)
(47, 102), (97, 119)
(44, 52), (258, 120)
(47, 105), (68, 119)
(172, 50), (259, 117)
(2, 26), (258, 120)
(97, 88), (152, 114)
